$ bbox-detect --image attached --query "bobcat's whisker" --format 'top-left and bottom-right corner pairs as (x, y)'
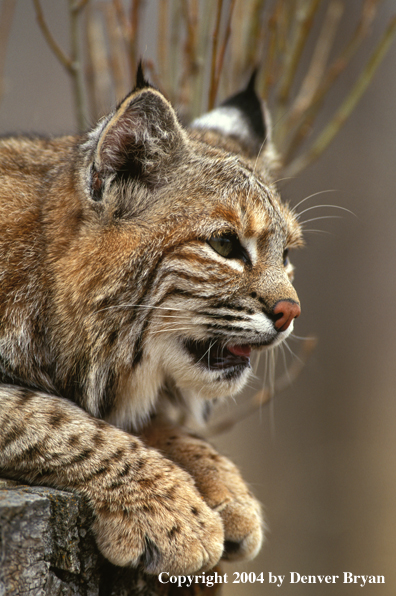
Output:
(282, 339), (303, 365)
(193, 340), (215, 366)
(289, 332), (315, 341)
(271, 176), (296, 185)
(296, 203), (354, 219)
(150, 314), (188, 321)
(300, 215), (343, 225)
(97, 303), (186, 314)
(147, 327), (193, 336)
(300, 228), (332, 235)
(251, 350), (261, 375)
(292, 189), (337, 213)
(279, 343), (291, 385)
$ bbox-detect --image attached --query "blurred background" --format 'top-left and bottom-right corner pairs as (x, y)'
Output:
(1, 1), (395, 594)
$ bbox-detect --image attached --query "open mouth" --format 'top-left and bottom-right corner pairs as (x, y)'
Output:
(184, 338), (252, 371)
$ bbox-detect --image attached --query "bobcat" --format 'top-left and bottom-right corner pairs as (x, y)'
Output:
(0, 69), (302, 576)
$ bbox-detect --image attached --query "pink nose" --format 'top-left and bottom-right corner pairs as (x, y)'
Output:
(272, 300), (301, 332)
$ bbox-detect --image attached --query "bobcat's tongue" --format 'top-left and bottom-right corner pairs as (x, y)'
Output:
(184, 339), (252, 371)
(227, 344), (252, 358)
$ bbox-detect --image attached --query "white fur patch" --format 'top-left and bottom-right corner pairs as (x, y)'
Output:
(241, 236), (258, 265)
(248, 312), (274, 335)
(192, 106), (251, 146)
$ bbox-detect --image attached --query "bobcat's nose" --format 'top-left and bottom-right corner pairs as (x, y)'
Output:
(272, 300), (301, 332)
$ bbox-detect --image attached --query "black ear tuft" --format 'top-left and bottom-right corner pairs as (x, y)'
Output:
(190, 72), (268, 156)
(220, 70), (266, 145)
(189, 72), (279, 172)
(134, 60), (151, 91)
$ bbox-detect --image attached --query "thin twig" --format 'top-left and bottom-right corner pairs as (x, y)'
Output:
(105, 2), (128, 102)
(190, 0), (216, 118)
(244, 0), (266, 73)
(113, 0), (141, 83)
(74, 0), (89, 10)
(0, 0), (17, 105)
(33, 0), (88, 130)
(205, 337), (318, 437)
(277, 0), (322, 107)
(288, 0), (344, 129)
(128, 0), (143, 83)
(157, 0), (169, 91)
(112, 0), (128, 34)
(285, 15), (396, 178)
(85, 5), (113, 121)
(213, 0), (236, 102)
(68, 0), (88, 131)
(32, 0), (73, 73)
(168, 0), (182, 104)
(275, 0), (322, 146)
(261, 0), (282, 98)
(208, 0), (223, 110)
(283, 0), (381, 163)
(83, 3), (97, 122)
(179, 0), (199, 114)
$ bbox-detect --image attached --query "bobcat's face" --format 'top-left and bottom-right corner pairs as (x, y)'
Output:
(139, 150), (302, 407)
(41, 77), (302, 427)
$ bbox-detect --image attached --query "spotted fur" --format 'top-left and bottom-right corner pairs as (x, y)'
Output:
(0, 74), (302, 574)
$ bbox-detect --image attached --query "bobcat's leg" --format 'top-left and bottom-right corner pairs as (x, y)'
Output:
(0, 386), (224, 575)
(142, 417), (264, 562)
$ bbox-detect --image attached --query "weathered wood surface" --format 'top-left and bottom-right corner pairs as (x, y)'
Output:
(0, 480), (172, 595)
(0, 480), (221, 596)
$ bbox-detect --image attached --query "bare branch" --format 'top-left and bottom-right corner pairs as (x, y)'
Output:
(179, 0), (199, 113)
(283, 0), (381, 163)
(261, 0), (282, 98)
(68, 0), (88, 131)
(208, 0), (223, 110)
(0, 0), (17, 105)
(288, 0), (344, 128)
(105, 2), (129, 102)
(213, 0), (236, 101)
(168, 1), (182, 105)
(32, 0), (73, 73)
(276, 0), (322, 107)
(84, 5), (112, 121)
(75, 0), (89, 11)
(157, 0), (170, 91)
(189, 1), (216, 118)
(285, 14), (396, 178)
(128, 0), (143, 82)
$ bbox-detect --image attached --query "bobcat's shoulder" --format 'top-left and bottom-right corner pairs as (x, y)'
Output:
(0, 74), (302, 574)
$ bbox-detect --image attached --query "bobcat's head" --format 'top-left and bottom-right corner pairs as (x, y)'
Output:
(63, 70), (302, 427)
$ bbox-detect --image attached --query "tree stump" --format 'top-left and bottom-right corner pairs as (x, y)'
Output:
(0, 479), (222, 596)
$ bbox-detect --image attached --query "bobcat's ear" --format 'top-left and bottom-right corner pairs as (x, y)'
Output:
(190, 73), (279, 173)
(86, 80), (187, 200)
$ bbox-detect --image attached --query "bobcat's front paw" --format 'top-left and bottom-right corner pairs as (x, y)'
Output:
(213, 482), (263, 562)
(186, 444), (263, 562)
(89, 447), (224, 575)
(142, 424), (264, 563)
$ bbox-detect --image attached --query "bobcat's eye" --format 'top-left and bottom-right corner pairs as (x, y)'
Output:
(283, 248), (289, 267)
(207, 233), (250, 265)
(208, 236), (233, 257)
